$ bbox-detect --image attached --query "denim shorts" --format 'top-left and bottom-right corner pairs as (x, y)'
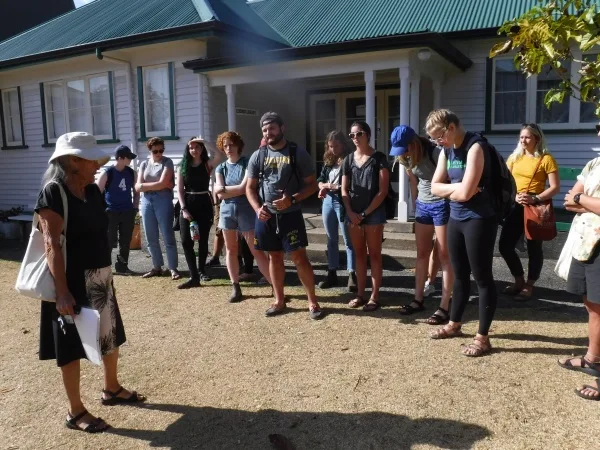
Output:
(415, 199), (450, 226)
(254, 209), (308, 252)
(346, 205), (387, 226)
(218, 201), (256, 232)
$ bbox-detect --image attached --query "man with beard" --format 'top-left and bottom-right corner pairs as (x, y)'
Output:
(246, 112), (323, 319)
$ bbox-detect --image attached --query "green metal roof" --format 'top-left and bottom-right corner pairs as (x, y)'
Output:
(0, 0), (287, 67)
(249, 0), (544, 47)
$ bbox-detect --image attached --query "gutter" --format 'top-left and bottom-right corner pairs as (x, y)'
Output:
(96, 50), (137, 169)
(183, 32), (473, 73)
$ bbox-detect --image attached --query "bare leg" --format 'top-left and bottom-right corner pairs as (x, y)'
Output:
(434, 224), (453, 311)
(576, 297), (600, 398)
(428, 237), (441, 285)
(414, 222), (435, 303)
(289, 248), (318, 308)
(348, 224), (368, 301)
(61, 359), (107, 429)
(268, 251), (286, 307)
(223, 230), (240, 283)
(102, 348), (144, 401)
(243, 230), (272, 285)
(364, 224), (384, 302)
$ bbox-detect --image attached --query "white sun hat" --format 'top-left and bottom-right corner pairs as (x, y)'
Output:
(49, 132), (111, 165)
(189, 135), (217, 160)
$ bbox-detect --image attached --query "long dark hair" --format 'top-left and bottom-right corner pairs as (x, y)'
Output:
(180, 139), (209, 180)
(350, 120), (372, 141)
(323, 130), (352, 166)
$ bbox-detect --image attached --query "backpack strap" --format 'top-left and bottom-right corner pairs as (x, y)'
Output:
(258, 146), (269, 205)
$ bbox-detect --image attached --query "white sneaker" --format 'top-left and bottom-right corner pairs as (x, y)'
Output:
(423, 282), (436, 297)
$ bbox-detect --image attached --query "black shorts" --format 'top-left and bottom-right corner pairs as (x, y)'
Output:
(567, 245), (600, 303)
(254, 209), (308, 253)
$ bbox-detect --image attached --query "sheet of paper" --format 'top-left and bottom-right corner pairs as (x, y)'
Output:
(73, 307), (102, 365)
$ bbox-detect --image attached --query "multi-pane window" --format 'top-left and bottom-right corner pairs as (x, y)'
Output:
(493, 59), (527, 125)
(1, 88), (24, 147)
(536, 62), (571, 124)
(43, 73), (113, 143)
(142, 65), (172, 136)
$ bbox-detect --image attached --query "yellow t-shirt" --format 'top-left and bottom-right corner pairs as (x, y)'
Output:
(507, 154), (558, 194)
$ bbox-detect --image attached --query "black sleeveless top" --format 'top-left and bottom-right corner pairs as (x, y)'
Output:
(184, 163), (210, 192)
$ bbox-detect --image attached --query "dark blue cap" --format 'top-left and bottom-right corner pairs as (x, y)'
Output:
(389, 125), (416, 156)
(114, 145), (137, 159)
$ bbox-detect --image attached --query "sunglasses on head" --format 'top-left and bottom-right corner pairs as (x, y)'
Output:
(596, 124), (600, 133)
(151, 149), (165, 155)
(349, 131), (366, 139)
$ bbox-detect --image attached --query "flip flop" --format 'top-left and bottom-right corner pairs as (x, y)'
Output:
(575, 379), (600, 401)
(101, 386), (146, 406)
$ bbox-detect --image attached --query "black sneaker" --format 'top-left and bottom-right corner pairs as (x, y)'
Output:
(178, 278), (201, 289)
(318, 270), (338, 289)
(200, 272), (212, 282)
(205, 257), (220, 267)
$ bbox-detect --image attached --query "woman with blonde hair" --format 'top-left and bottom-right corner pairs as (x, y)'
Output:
(427, 109), (497, 357)
(499, 123), (560, 301)
(317, 130), (356, 291)
(391, 125), (453, 324)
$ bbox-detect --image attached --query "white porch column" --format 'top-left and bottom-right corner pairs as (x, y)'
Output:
(197, 74), (206, 138)
(433, 78), (442, 109)
(365, 70), (375, 147)
(397, 67), (411, 222)
(225, 84), (236, 132)
(410, 72), (420, 130)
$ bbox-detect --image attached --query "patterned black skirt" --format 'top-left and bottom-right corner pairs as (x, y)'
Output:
(39, 266), (126, 367)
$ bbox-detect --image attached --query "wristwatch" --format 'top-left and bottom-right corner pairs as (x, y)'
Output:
(574, 193), (582, 204)
(290, 196), (297, 205)
(361, 211), (367, 218)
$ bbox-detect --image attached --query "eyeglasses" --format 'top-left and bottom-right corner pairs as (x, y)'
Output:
(430, 128), (448, 143)
(151, 149), (165, 155)
(349, 131), (366, 139)
(595, 124), (600, 133)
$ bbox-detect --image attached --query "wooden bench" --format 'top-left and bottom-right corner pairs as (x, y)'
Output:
(8, 214), (34, 242)
(556, 167), (581, 232)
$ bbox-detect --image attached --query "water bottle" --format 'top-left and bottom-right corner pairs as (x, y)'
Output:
(190, 221), (200, 241)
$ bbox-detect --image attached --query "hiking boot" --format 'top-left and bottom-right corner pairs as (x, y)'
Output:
(178, 278), (201, 289)
(347, 271), (357, 293)
(318, 270), (338, 289)
(114, 261), (130, 275)
(229, 282), (243, 303)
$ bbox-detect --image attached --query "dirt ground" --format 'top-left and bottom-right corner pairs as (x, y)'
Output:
(1, 254), (599, 450)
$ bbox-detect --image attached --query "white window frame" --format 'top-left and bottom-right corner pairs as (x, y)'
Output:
(1, 87), (24, 147)
(43, 73), (113, 144)
(141, 64), (172, 137)
(490, 50), (599, 131)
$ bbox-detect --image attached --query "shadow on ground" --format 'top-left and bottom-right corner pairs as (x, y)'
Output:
(107, 404), (491, 450)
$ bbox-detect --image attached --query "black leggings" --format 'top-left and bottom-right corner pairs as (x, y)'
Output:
(498, 203), (544, 281)
(447, 216), (498, 335)
(180, 198), (213, 281)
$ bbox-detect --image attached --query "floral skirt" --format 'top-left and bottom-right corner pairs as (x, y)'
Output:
(39, 266), (126, 367)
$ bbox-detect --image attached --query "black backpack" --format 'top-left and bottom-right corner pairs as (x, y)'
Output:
(462, 133), (516, 223)
(258, 142), (299, 203)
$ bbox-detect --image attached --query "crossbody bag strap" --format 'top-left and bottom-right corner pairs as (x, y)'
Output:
(525, 155), (546, 193)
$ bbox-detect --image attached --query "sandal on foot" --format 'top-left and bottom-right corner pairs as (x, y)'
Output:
(65, 409), (110, 433)
(461, 336), (492, 357)
(348, 296), (366, 308)
(426, 308), (449, 325)
(514, 284), (534, 302)
(101, 386), (146, 406)
(141, 268), (162, 279)
(502, 284), (524, 295)
(575, 379), (600, 401)
(558, 356), (600, 377)
(170, 270), (182, 281)
(399, 300), (425, 316)
(430, 324), (463, 340)
(363, 300), (380, 312)
(265, 304), (286, 317)
(309, 304), (324, 320)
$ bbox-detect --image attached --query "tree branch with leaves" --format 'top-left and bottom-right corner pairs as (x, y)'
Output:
(490, 0), (600, 117)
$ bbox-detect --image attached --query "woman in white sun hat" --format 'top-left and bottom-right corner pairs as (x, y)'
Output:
(35, 132), (145, 433)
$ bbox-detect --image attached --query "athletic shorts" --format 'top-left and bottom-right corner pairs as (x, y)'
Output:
(254, 209), (308, 253)
(415, 199), (450, 226)
(345, 205), (387, 226)
(567, 245), (600, 303)
(218, 201), (255, 232)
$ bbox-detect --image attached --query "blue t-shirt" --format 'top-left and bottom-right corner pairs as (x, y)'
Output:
(216, 156), (250, 205)
(104, 166), (135, 212)
(446, 132), (495, 221)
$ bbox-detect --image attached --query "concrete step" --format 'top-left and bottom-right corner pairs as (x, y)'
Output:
(305, 227), (417, 251)
(305, 242), (417, 271)
(303, 212), (415, 233)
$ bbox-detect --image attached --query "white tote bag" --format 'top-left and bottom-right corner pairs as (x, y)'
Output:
(15, 182), (68, 302)
(554, 224), (579, 281)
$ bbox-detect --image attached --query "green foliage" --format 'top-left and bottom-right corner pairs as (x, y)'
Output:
(490, 0), (600, 117)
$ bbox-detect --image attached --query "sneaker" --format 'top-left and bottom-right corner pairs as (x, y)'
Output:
(423, 281), (436, 297)
(229, 282), (243, 303)
(178, 278), (201, 289)
(200, 272), (212, 282)
(318, 270), (338, 289)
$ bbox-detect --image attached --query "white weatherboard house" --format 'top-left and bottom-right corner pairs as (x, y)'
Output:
(0, 0), (598, 218)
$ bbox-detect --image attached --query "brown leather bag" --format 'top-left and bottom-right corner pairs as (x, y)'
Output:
(523, 156), (557, 241)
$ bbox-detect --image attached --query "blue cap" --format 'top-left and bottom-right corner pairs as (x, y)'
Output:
(114, 145), (137, 159)
(389, 125), (416, 156)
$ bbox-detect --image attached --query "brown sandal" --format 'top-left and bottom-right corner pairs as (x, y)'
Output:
(461, 336), (492, 357)
(430, 324), (463, 340)
(348, 296), (366, 308)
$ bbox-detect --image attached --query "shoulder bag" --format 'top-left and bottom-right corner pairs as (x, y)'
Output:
(523, 156), (557, 241)
(15, 181), (68, 302)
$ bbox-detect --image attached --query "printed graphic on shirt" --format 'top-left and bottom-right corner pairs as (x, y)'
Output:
(264, 156), (291, 169)
(118, 178), (127, 191)
(447, 159), (466, 170)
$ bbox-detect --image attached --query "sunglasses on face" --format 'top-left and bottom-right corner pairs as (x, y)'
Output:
(151, 149), (165, 155)
(349, 131), (366, 139)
